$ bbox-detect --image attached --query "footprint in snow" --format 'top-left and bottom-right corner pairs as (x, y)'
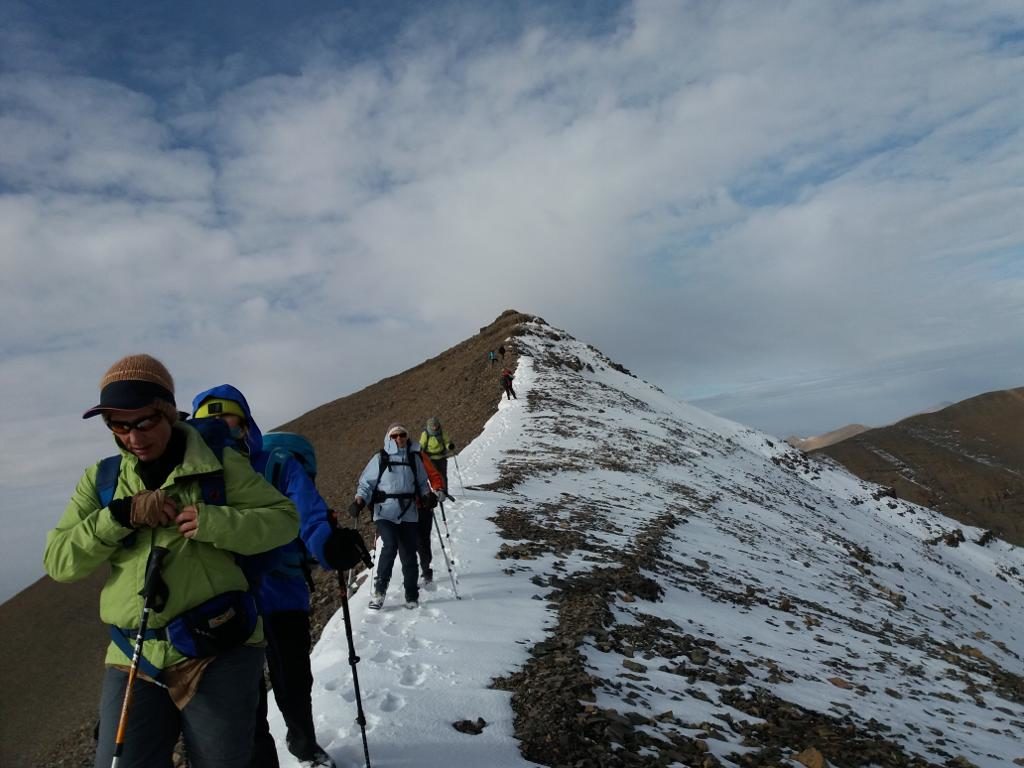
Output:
(379, 691), (405, 713)
(399, 663), (430, 687)
(379, 618), (402, 637)
(320, 676), (341, 692)
(371, 647), (399, 664)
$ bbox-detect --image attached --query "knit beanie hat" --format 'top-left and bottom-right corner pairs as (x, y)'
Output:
(83, 353), (176, 419)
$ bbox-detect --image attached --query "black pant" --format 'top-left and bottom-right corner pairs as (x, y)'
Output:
(430, 457), (449, 491)
(252, 611), (317, 766)
(417, 508), (435, 579)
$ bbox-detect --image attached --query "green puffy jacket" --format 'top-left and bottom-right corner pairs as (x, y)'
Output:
(43, 422), (299, 671)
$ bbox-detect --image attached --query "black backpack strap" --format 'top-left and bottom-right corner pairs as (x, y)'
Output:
(371, 448), (423, 517)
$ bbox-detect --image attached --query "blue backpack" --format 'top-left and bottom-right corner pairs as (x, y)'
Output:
(261, 431), (317, 485)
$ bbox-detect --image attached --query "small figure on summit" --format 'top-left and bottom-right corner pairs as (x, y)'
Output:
(501, 367), (517, 400)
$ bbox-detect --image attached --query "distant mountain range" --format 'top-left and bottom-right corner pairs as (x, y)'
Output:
(811, 387), (1024, 547)
(786, 423), (870, 451)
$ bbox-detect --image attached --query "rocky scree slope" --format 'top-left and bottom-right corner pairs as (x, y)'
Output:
(471, 320), (1024, 767)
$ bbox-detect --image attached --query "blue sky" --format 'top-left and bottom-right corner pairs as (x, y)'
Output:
(2, 0), (1024, 600)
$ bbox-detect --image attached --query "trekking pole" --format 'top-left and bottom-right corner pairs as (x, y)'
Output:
(451, 453), (467, 497)
(112, 545), (169, 768)
(436, 499), (455, 562)
(432, 514), (460, 599)
(337, 557), (373, 768)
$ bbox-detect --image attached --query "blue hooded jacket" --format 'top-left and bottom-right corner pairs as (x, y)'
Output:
(191, 384), (333, 614)
(356, 425), (432, 524)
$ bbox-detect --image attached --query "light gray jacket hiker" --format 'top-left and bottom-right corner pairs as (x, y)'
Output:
(356, 428), (432, 524)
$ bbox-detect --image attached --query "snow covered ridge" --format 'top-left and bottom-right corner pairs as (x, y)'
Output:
(295, 319), (1024, 768)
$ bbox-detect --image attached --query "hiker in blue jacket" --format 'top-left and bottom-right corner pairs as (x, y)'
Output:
(349, 423), (436, 610)
(192, 385), (362, 768)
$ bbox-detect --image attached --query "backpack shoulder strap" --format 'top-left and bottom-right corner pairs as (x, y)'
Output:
(95, 455), (122, 508)
(375, 448), (390, 485)
(409, 448), (422, 499)
(263, 447), (293, 492)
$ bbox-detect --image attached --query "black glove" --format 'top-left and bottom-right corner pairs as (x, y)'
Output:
(108, 497), (133, 529)
(323, 528), (371, 570)
(424, 491), (438, 510)
(348, 499), (365, 518)
(448, 442), (455, 452)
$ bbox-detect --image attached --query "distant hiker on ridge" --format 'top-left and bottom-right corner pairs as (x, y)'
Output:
(488, 350), (497, 366)
(498, 344), (506, 360)
(349, 424), (437, 610)
(193, 385), (365, 768)
(501, 367), (517, 400)
(45, 354), (297, 768)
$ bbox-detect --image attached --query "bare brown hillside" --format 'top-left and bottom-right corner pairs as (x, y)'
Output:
(814, 386), (1024, 545)
(12, 309), (533, 768)
(279, 308), (531, 511)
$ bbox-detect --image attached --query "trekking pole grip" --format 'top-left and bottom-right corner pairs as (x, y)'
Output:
(142, 547), (169, 594)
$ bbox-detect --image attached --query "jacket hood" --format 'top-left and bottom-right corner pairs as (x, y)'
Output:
(383, 423), (410, 453)
(191, 384), (263, 455)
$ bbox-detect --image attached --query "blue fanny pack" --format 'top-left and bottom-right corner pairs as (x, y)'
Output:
(166, 590), (258, 658)
(111, 590), (258, 677)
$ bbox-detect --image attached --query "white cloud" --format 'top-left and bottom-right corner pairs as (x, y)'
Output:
(2, 0), (1024, 598)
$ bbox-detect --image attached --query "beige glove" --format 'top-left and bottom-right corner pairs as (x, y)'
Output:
(131, 490), (172, 528)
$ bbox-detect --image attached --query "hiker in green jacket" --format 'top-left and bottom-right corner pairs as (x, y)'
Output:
(43, 354), (298, 768)
(419, 416), (455, 492)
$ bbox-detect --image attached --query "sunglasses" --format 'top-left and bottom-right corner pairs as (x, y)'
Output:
(105, 411), (164, 435)
(389, 432), (408, 439)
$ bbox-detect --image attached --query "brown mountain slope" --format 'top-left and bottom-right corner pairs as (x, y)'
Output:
(278, 309), (530, 511)
(814, 386), (1024, 545)
(0, 568), (109, 768)
(11, 309), (532, 768)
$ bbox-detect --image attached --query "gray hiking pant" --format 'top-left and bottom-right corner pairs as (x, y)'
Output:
(94, 644), (264, 768)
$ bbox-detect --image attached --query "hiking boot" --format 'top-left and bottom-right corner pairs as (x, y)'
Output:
(287, 735), (335, 767)
(405, 599), (419, 609)
(368, 591), (385, 610)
